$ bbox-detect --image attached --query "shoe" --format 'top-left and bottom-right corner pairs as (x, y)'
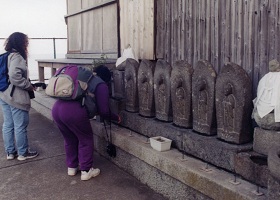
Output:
(17, 149), (38, 161)
(7, 152), (17, 160)
(81, 168), (100, 181)
(68, 167), (78, 176)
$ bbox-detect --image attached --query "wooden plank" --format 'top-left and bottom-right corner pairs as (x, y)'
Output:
(67, 15), (82, 52)
(276, 0), (280, 61)
(219, 0), (227, 72)
(259, 0), (269, 77)
(253, 0), (261, 97)
(236, 0), (243, 67)
(214, 0), (219, 71)
(268, 0), (276, 61)
(82, 9), (102, 52)
(65, 0), (116, 18)
(103, 4), (118, 53)
(205, 0), (211, 61)
(181, 0), (186, 61)
(231, 0), (236, 62)
(192, 0), (198, 67)
(165, 0), (172, 63)
(186, 0), (193, 65)
(156, 0), (165, 59)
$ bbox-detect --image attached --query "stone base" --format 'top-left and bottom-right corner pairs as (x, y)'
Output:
(253, 127), (280, 156)
(120, 111), (252, 172)
(268, 174), (280, 200)
(235, 151), (269, 188)
(91, 120), (267, 200)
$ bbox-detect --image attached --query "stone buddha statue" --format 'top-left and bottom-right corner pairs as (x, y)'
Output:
(252, 59), (280, 130)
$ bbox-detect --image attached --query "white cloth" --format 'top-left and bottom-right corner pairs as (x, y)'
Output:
(253, 72), (280, 122)
(116, 46), (138, 67)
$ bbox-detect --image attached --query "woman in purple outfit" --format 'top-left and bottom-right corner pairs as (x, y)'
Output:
(52, 65), (121, 181)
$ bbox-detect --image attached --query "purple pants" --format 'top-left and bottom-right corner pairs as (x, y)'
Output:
(52, 100), (94, 171)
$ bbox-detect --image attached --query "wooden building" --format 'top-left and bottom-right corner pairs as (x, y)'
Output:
(38, 0), (280, 96)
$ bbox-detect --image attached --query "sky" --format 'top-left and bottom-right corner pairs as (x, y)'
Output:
(0, 0), (68, 80)
(0, 0), (67, 38)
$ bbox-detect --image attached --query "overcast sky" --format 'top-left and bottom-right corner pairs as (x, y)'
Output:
(0, 0), (67, 38)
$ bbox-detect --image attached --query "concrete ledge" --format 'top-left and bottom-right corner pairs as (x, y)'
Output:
(91, 120), (267, 200)
(253, 127), (280, 156)
(31, 91), (56, 121)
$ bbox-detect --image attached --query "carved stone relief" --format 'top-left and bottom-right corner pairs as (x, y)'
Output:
(170, 60), (193, 128)
(112, 69), (125, 100)
(215, 62), (253, 144)
(138, 59), (156, 117)
(154, 59), (173, 122)
(124, 58), (139, 112)
(192, 60), (217, 135)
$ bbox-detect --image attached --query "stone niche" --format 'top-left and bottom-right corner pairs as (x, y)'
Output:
(124, 58), (139, 112)
(154, 59), (173, 122)
(170, 60), (193, 128)
(192, 60), (217, 135)
(137, 59), (156, 117)
(215, 62), (253, 144)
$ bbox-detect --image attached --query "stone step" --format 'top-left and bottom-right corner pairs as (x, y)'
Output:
(31, 91), (268, 200)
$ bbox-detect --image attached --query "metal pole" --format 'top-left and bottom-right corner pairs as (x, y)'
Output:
(53, 38), (56, 59)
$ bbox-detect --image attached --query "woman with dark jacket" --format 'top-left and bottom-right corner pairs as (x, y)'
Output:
(52, 65), (121, 181)
(0, 32), (38, 161)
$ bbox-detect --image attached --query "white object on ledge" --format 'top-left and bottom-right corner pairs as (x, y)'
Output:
(150, 136), (172, 152)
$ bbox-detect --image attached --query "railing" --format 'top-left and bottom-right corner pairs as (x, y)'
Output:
(0, 37), (67, 81)
(0, 37), (67, 59)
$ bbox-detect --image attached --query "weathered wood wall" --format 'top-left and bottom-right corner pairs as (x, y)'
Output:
(156, 0), (280, 96)
(66, 0), (118, 59)
(119, 0), (155, 60)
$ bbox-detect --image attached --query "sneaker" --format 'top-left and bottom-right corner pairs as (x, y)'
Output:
(68, 167), (78, 176)
(6, 152), (17, 160)
(17, 149), (38, 161)
(81, 168), (100, 181)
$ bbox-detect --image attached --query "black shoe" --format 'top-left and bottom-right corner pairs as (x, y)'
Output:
(17, 149), (38, 161)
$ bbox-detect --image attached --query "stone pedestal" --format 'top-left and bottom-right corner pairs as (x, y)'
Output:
(268, 147), (280, 199)
(253, 127), (280, 156)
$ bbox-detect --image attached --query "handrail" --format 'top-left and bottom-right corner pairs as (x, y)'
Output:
(0, 37), (67, 59)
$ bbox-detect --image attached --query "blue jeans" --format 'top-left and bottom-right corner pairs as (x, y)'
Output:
(0, 99), (29, 155)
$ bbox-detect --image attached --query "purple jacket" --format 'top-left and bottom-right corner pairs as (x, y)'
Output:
(93, 82), (118, 121)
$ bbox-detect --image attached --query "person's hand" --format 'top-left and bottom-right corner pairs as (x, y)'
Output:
(26, 85), (35, 91)
(117, 115), (122, 124)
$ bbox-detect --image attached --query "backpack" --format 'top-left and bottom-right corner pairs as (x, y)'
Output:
(45, 65), (93, 101)
(45, 65), (104, 118)
(0, 52), (11, 91)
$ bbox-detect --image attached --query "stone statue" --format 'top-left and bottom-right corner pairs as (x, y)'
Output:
(192, 60), (217, 135)
(252, 59), (280, 130)
(170, 60), (193, 128)
(138, 60), (156, 117)
(216, 62), (253, 144)
(154, 59), (172, 122)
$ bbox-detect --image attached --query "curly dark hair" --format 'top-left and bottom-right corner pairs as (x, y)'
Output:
(4, 32), (29, 60)
(93, 65), (112, 83)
